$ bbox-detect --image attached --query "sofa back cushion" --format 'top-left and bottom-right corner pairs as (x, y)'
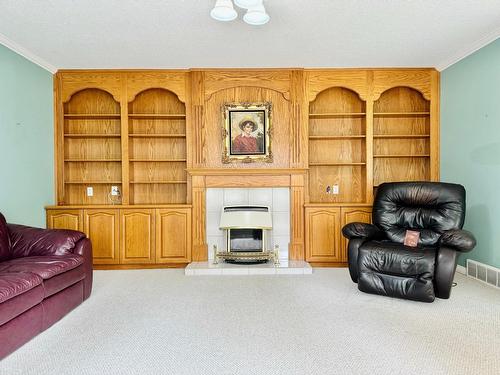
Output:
(0, 213), (11, 261)
(8, 224), (85, 258)
(373, 182), (466, 246)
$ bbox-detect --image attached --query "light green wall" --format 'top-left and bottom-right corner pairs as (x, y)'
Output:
(0, 44), (54, 227)
(441, 38), (500, 269)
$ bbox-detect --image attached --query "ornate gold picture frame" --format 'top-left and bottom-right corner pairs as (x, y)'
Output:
(222, 102), (273, 163)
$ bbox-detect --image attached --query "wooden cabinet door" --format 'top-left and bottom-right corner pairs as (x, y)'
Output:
(46, 209), (83, 231)
(84, 209), (119, 265)
(120, 209), (155, 264)
(305, 208), (341, 262)
(340, 207), (372, 261)
(156, 209), (192, 263)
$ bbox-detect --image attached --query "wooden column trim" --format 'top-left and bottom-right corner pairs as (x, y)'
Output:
(430, 69), (440, 181)
(191, 175), (207, 261)
(365, 70), (374, 203)
(54, 73), (65, 205)
(120, 73), (130, 204)
(290, 174), (305, 260)
(190, 71), (205, 167)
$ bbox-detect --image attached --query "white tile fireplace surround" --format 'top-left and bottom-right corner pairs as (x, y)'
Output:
(206, 188), (290, 260)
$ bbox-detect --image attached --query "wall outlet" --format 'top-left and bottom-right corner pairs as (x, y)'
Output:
(111, 186), (120, 196)
(86, 187), (93, 197)
(332, 184), (339, 195)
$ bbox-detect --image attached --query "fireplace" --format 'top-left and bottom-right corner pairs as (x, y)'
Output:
(213, 205), (279, 264)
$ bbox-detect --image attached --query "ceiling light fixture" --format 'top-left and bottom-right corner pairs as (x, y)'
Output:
(210, 0), (238, 22)
(211, 0), (270, 25)
(234, 0), (262, 8)
(243, 3), (270, 25)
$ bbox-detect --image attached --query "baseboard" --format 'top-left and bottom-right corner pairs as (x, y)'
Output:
(456, 264), (466, 275)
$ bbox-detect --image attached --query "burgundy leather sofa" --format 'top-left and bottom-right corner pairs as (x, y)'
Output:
(0, 212), (92, 359)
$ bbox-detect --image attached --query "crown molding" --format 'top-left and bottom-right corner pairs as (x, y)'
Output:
(436, 29), (500, 71)
(0, 32), (57, 73)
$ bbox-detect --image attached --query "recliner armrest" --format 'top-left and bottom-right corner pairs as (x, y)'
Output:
(7, 223), (86, 258)
(342, 222), (385, 240)
(439, 229), (476, 252)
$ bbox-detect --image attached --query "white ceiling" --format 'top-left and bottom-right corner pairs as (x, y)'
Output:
(1, 0), (500, 72)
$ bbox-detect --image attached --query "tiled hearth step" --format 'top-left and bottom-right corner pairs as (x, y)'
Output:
(185, 260), (312, 276)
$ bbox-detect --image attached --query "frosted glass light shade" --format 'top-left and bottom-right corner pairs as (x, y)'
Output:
(210, 0), (238, 21)
(234, 0), (262, 9)
(243, 4), (270, 25)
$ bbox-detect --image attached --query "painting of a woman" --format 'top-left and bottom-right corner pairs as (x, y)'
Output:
(222, 103), (272, 163)
(232, 119), (263, 154)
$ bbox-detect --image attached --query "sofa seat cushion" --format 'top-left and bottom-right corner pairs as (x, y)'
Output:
(0, 255), (83, 280)
(357, 241), (436, 302)
(0, 272), (44, 325)
(0, 271), (42, 303)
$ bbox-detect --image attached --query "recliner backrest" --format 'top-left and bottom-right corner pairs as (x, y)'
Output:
(373, 182), (465, 246)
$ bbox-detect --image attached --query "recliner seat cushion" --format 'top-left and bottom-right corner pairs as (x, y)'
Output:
(0, 255), (83, 279)
(0, 213), (10, 262)
(357, 241), (436, 302)
(373, 182), (466, 246)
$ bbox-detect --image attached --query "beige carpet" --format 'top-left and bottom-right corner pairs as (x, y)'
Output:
(1, 269), (499, 375)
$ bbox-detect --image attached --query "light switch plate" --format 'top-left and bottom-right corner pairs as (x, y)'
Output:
(86, 187), (93, 197)
(332, 184), (339, 194)
(111, 186), (120, 196)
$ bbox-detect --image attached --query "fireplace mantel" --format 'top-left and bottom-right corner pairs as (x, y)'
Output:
(189, 169), (306, 262)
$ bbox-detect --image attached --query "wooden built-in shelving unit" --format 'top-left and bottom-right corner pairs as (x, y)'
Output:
(48, 68), (439, 268)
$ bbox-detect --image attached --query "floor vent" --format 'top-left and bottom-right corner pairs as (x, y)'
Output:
(466, 259), (500, 290)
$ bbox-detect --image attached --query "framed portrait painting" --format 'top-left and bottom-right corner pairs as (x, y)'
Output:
(222, 102), (272, 163)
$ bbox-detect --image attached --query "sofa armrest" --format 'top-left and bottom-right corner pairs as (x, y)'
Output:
(73, 237), (93, 300)
(439, 229), (476, 252)
(342, 222), (385, 241)
(7, 223), (86, 258)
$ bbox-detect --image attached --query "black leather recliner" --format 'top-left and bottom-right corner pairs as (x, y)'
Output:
(342, 182), (476, 302)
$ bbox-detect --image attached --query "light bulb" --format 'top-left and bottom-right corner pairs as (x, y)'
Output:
(210, 0), (238, 22)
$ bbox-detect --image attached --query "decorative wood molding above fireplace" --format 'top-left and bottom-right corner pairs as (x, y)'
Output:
(46, 68), (440, 268)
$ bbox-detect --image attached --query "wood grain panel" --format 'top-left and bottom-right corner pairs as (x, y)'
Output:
(306, 69), (369, 102)
(373, 158), (430, 186)
(203, 86), (290, 168)
(373, 138), (429, 156)
(372, 70), (433, 101)
(64, 161), (121, 182)
(65, 184), (122, 205)
(191, 176), (207, 261)
(84, 209), (119, 264)
(203, 70), (291, 101)
(128, 138), (186, 160)
(130, 183), (187, 205)
(305, 208), (341, 262)
(290, 174), (305, 260)
(126, 71), (187, 103)
(64, 138), (121, 160)
(290, 70), (307, 167)
(205, 175), (290, 188)
(120, 209), (155, 264)
(156, 208), (192, 263)
(340, 207), (372, 262)
(430, 70), (440, 181)
(309, 165), (365, 203)
(309, 138), (366, 163)
(309, 117), (366, 137)
(46, 210), (83, 231)
(59, 71), (123, 103)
